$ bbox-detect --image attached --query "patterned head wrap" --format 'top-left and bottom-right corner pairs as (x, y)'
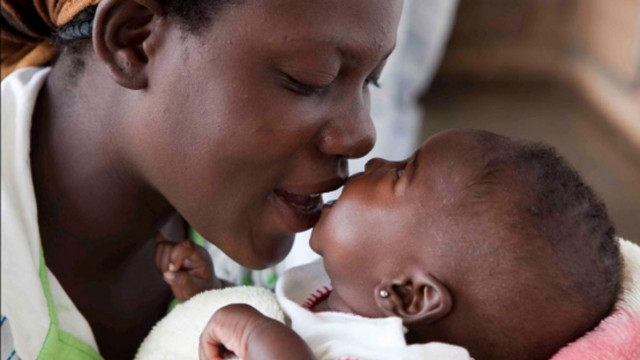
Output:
(1, 0), (100, 79)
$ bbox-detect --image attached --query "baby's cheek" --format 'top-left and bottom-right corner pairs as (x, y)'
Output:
(325, 208), (369, 249)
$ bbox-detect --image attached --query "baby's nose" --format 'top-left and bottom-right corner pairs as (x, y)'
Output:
(364, 158), (387, 173)
(364, 158), (405, 173)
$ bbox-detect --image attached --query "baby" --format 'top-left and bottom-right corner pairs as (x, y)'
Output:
(152, 129), (622, 360)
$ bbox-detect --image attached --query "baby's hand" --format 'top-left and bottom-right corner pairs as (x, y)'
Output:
(154, 235), (221, 301)
(199, 304), (315, 360)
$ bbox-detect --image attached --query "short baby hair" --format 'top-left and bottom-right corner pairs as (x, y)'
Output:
(467, 133), (621, 310)
(465, 138), (622, 359)
(511, 143), (621, 315)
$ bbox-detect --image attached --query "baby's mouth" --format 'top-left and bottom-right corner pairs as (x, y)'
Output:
(320, 172), (362, 210)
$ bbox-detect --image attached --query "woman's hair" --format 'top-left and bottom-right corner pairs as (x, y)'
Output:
(57, 1), (240, 42)
(55, 1), (241, 74)
(159, 0), (242, 33)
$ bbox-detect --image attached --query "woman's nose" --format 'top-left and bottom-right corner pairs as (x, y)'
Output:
(316, 100), (376, 159)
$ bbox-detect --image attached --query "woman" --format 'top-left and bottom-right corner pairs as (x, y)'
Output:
(1, 0), (403, 358)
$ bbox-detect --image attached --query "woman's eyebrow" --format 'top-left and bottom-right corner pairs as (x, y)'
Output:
(291, 35), (396, 66)
(338, 43), (396, 67)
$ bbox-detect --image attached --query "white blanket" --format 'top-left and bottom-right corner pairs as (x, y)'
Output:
(135, 286), (285, 360)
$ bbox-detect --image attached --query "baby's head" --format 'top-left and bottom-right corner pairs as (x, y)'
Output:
(310, 128), (622, 360)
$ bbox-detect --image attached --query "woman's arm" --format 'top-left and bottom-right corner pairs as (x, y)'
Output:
(199, 304), (316, 360)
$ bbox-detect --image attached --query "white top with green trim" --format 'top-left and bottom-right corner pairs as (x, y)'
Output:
(1, 67), (102, 360)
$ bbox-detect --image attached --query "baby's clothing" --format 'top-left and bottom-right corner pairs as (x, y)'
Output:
(275, 260), (471, 360)
(136, 260), (471, 360)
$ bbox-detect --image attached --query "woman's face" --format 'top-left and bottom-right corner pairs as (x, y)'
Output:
(132, 0), (403, 268)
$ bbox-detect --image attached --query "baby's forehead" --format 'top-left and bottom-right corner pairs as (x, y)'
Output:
(422, 130), (514, 165)
(422, 141), (528, 233)
(416, 130), (518, 191)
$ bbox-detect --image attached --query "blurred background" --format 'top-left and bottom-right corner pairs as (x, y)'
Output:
(421, 0), (640, 242)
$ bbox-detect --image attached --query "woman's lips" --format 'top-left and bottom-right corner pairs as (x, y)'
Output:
(270, 177), (345, 233)
(274, 189), (323, 212)
(270, 189), (325, 232)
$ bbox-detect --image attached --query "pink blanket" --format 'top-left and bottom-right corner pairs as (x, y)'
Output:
(550, 239), (640, 360)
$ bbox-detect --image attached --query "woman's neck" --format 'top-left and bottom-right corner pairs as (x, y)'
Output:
(30, 58), (178, 359)
(31, 59), (175, 273)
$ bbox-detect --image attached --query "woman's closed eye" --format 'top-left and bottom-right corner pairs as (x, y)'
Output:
(288, 77), (328, 96)
(283, 72), (332, 97)
(283, 75), (380, 98)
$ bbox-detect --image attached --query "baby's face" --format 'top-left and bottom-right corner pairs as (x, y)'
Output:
(311, 129), (497, 316)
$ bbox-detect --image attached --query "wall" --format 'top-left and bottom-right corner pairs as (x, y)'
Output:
(437, 0), (640, 148)
(568, 0), (640, 149)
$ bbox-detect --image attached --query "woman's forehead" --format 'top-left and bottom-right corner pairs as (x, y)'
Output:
(237, 0), (401, 57)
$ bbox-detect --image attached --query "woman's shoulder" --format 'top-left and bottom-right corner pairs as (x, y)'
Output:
(2, 66), (50, 133)
(1, 66), (50, 93)
(1, 316), (21, 360)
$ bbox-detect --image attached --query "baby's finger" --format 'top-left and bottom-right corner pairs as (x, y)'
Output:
(199, 339), (221, 360)
(154, 242), (174, 273)
(199, 312), (240, 360)
(164, 270), (193, 301)
(168, 240), (197, 272)
(184, 246), (213, 274)
(190, 247), (220, 289)
(154, 242), (166, 270)
(199, 319), (225, 360)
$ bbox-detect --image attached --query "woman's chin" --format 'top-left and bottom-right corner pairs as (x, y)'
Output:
(268, 190), (322, 233)
(242, 233), (295, 270)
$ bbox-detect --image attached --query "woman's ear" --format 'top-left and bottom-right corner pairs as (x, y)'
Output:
(374, 272), (452, 325)
(93, 0), (165, 89)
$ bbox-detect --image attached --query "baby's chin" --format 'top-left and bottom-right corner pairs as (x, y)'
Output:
(308, 222), (329, 255)
(324, 290), (356, 314)
(308, 199), (340, 254)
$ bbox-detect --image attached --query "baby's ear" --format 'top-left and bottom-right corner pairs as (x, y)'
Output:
(374, 272), (452, 324)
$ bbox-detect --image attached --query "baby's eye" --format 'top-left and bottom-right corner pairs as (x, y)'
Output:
(396, 168), (405, 178)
